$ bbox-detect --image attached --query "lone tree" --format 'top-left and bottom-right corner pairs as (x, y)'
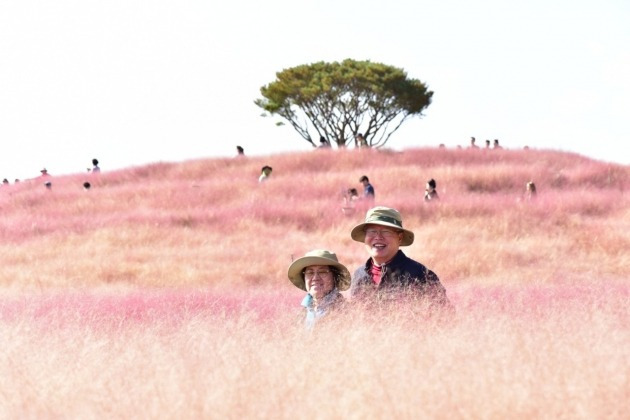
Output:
(255, 59), (433, 149)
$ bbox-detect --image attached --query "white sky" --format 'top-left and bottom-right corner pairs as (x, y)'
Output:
(1, 0), (628, 181)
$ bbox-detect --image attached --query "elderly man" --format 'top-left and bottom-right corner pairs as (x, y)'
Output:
(350, 206), (451, 308)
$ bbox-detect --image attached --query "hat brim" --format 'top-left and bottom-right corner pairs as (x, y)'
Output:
(351, 221), (414, 246)
(288, 256), (350, 291)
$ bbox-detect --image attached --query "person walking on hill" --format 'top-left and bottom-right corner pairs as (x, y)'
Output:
(525, 181), (537, 200)
(39, 168), (52, 188)
(91, 158), (101, 173)
(341, 187), (360, 216)
(424, 179), (439, 202)
(355, 133), (368, 149)
(259, 165), (273, 182)
(288, 249), (351, 328)
(359, 175), (375, 200)
(349, 206), (452, 310)
(318, 136), (331, 148)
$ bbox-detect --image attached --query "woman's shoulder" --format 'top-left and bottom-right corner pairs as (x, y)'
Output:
(328, 291), (347, 311)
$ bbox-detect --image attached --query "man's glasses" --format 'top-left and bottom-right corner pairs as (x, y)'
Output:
(365, 228), (400, 238)
(304, 270), (332, 279)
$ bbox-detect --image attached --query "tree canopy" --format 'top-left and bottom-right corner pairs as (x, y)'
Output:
(255, 59), (433, 149)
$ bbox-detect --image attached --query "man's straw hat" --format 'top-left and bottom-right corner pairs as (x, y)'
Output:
(350, 206), (415, 246)
(287, 249), (350, 291)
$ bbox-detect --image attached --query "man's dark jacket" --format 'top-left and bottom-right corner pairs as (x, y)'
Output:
(351, 250), (451, 308)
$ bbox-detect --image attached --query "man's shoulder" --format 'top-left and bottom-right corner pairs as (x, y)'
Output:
(393, 251), (424, 268)
(392, 252), (438, 279)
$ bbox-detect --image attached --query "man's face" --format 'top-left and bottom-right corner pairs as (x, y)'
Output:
(363, 224), (402, 265)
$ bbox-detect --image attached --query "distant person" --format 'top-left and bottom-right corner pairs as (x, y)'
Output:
(91, 159), (101, 173)
(2, 178), (9, 186)
(526, 181), (537, 200)
(485, 139), (491, 149)
(341, 187), (359, 216)
(424, 178), (439, 202)
(287, 249), (350, 328)
(349, 206), (452, 309)
(493, 139), (502, 149)
(83, 182), (91, 190)
(359, 175), (375, 200)
(438, 143), (446, 149)
(39, 168), (50, 177)
(318, 136), (331, 148)
(44, 181), (52, 189)
(259, 165), (273, 182)
(469, 137), (479, 148)
(236, 145), (245, 157)
(355, 133), (368, 148)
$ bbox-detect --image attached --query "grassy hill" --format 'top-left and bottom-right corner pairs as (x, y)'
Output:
(1, 146), (627, 291)
(1, 146), (628, 418)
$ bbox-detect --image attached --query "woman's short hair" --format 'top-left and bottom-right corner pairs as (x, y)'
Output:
(329, 266), (349, 288)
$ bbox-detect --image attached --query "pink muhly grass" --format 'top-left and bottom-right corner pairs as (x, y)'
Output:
(1, 284), (628, 418)
(0, 288), (296, 325)
(0, 147), (628, 416)
(1, 147), (628, 290)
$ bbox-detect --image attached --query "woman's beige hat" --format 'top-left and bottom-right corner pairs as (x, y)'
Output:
(287, 249), (350, 291)
(350, 206), (415, 246)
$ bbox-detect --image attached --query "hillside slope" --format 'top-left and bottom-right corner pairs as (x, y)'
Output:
(1, 147), (628, 291)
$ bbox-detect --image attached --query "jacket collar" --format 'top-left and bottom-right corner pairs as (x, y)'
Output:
(363, 249), (406, 270)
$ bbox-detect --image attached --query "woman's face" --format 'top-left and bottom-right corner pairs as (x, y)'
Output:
(304, 265), (335, 300)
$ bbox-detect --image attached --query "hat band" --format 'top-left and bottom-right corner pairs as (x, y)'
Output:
(366, 215), (403, 228)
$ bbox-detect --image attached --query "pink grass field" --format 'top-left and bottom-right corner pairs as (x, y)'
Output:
(1, 147), (629, 418)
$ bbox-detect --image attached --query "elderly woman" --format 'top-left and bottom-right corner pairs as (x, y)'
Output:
(288, 249), (350, 327)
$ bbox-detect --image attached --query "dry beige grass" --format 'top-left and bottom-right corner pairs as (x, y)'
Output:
(1, 286), (627, 419)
